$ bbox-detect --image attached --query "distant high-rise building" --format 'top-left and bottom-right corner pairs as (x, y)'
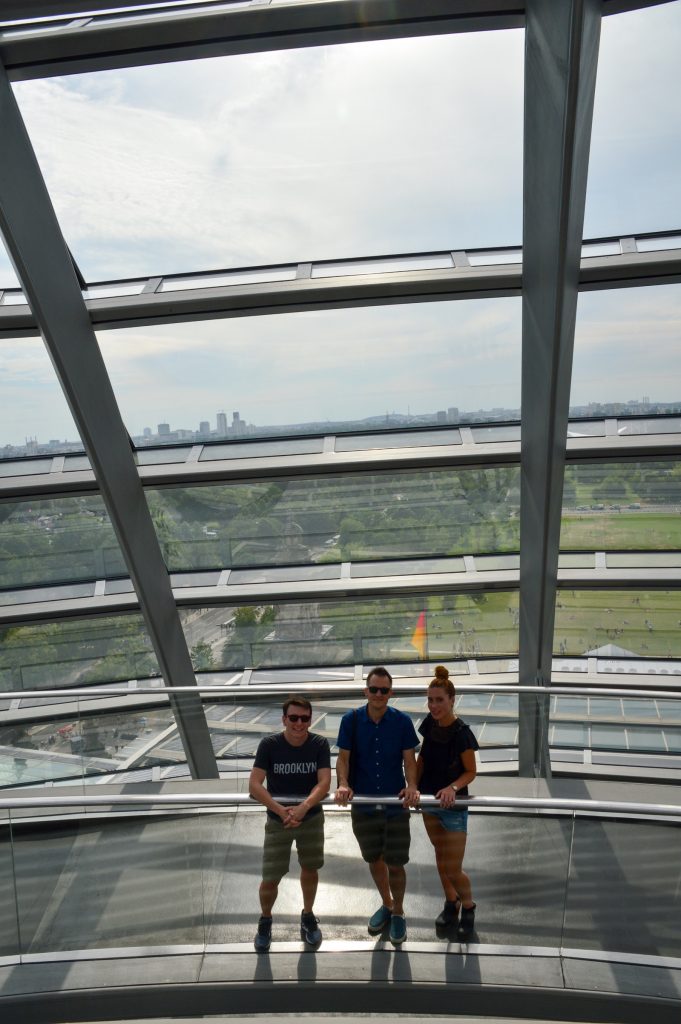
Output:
(143, 427), (152, 437)
(232, 411), (246, 436)
(447, 407), (459, 423)
(216, 411), (228, 434)
(199, 421), (210, 435)
(436, 410), (447, 424)
(158, 422), (170, 435)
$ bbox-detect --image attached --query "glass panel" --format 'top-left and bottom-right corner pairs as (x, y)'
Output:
(572, 285), (681, 419)
(608, 553), (681, 568)
(146, 466), (520, 571)
(0, 817), (17, 956)
(618, 417), (681, 435)
(12, 808), (205, 953)
(566, 420), (606, 437)
(335, 430), (462, 452)
(0, 337), (83, 459)
(83, 281), (145, 298)
(0, 614), (160, 692)
(201, 438), (324, 459)
(470, 425), (521, 442)
(0, 583), (94, 607)
(580, 240), (621, 257)
(0, 495), (126, 590)
(161, 266), (297, 291)
(13, 31), (523, 279)
(351, 558), (466, 578)
(561, 461), (681, 551)
(180, 592), (519, 671)
(637, 233), (681, 253)
(136, 447), (192, 464)
(467, 248), (522, 266)
(554, 590), (681, 659)
(312, 253), (453, 278)
(584, 1), (681, 238)
(99, 299), (520, 446)
(563, 817), (681, 957)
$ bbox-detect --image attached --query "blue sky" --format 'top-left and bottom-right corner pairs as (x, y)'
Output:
(1, 4), (680, 445)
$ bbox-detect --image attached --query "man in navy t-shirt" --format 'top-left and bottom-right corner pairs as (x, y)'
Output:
(250, 695), (331, 951)
(334, 667), (419, 945)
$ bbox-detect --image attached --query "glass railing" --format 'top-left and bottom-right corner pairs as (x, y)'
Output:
(1, 792), (679, 961)
(1, 683), (680, 789)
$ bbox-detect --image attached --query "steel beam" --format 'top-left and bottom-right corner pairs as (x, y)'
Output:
(3, 242), (681, 339)
(2, 422), (681, 502)
(518, 0), (601, 777)
(0, 1), (526, 82)
(0, 59), (218, 778)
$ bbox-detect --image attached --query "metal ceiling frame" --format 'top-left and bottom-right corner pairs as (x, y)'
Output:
(0, 58), (218, 779)
(0, 0), (679, 785)
(518, 0), (601, 777)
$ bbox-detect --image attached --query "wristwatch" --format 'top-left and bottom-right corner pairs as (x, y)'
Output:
(450, 784), (458, 792)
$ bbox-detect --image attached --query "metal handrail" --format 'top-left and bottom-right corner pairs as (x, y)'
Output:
(3, 683), (681, 701)
(1, 792), (681, 819)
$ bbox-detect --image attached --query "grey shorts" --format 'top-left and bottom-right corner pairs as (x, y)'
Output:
(262, 811), (324, 882)
(350, 806), (411, 866)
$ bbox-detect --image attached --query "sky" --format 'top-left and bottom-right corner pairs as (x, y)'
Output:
(1, 3), (680, 446)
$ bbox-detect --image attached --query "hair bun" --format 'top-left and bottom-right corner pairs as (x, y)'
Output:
(434, 665), (449, 681)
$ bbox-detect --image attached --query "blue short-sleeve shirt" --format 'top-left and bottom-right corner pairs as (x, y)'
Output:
(337, 705), (419, 809)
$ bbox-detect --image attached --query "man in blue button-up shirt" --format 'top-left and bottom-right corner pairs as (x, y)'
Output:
(335, 667), (420, 945)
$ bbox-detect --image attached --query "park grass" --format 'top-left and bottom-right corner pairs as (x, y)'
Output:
(561, 511), (681, 550)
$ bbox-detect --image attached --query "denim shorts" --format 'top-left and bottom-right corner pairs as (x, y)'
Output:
(422, 807), (468, 833)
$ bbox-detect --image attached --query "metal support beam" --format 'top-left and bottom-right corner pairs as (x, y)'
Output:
(518, 0), (601, 776)
(0, 59), (218, 779)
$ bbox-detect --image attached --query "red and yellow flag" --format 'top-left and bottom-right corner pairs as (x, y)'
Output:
(411, 610), (428, 659)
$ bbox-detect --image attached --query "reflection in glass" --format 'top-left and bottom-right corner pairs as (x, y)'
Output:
(147, 466), (520, 572)
(0, 495), (125, 590)
(181, 592), (519, 672)
(98, 298), (521, 447)
(0, 817), (18, 955)
(563, 817), (681, 957)
(554, 590), (681, 660)
(0, 614), (160, 692)
(0, 703), (175, 787)
(12, 811), (205, 953)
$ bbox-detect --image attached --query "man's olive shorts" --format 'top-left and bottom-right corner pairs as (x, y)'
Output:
(262, 811), (324, 883)
(350, 806), (411, 866)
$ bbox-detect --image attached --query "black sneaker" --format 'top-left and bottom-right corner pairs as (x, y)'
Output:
(457, 904), (476, 941)
(300, 910), (322, 946)
(435, 899), (460, 928)
(254, 914), (272, 952)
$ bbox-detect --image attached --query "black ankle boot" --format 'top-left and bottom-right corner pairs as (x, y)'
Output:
(435, 899), (460, 927)
(456, 903), (476, 940)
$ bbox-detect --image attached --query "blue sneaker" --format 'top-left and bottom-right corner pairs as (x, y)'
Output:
(367, 904), (392, 934)
(389, 913), (407, 945)
(300, 910), (322, 946)
(254, 915), (272, 952)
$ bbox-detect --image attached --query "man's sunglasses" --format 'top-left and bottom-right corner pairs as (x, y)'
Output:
(286, 713), (311, 723)
(368, 686), (391, 695)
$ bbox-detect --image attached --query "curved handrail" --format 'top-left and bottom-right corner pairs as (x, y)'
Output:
(1, 791), (681, 819)
(2, 682), (681, 701)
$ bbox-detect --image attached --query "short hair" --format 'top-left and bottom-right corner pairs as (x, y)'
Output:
(366, 666), (393, 688)
(428, 664), (455, 699)
(283, 695), (312, 716)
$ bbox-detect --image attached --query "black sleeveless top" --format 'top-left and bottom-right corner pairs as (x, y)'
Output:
(418, 715), (479, 797)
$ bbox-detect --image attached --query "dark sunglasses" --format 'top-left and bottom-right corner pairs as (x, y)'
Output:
(286, 713), (311, 723)
(368, 686), (391, 695)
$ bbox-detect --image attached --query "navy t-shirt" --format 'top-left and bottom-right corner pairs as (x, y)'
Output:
(337, 705), (419, 813)
(254, 731), (330, 820)
(418, 715), (478, 798)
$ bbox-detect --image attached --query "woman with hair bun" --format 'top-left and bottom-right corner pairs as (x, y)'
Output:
(416, 665), (479, 939)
